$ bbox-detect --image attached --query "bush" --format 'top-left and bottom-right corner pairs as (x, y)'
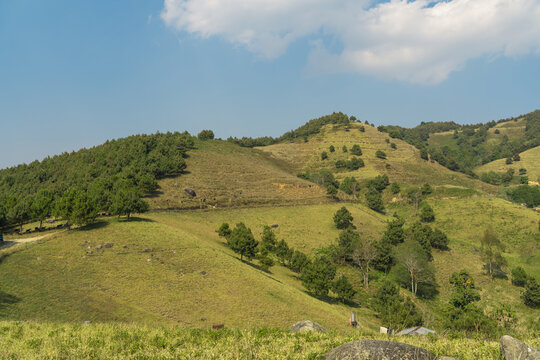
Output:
(368, 175), (390, 192)
(519, 168), (527, 175)
(513, 153), (521, 161)
(505, 158), (513, 165)
(376, 150), (387, 159)
(197, 130), (215, 140)
(390, 143), (397, 149)
(421, 183), (433, 195)
(321, 151), (328, 160)
(359, 126), (365, 132)
(333, 207), (353, 229)
(390, 183), (400, 194)
(347, 157), (364, 170)
(329, 145), (335, 152)
(217, 223), (231, 238)
(342, 145), (348, 153)
(507, 185), (540, 207)
(419, 203), (435, 222)
(374, 280), (423, 330)
(511, 266), (528, 287)
(523, 278), (540, 308)
(350, 144), (362, 156)
(430, 228), (449, 250)
(520, 176), (529, 184)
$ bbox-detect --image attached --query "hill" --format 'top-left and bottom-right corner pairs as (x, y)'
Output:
(475, 145), (540, 184)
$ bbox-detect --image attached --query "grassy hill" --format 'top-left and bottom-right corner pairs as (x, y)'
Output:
(258, 123), (495, 192)
(147, 139), (327, 210)
(475, 145), (540, 184)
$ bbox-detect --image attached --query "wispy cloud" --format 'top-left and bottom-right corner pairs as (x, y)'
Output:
(161, 0), (540, 84)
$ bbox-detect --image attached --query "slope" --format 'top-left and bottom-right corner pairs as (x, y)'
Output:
(475, 145), (540, 184)
(257, 123), (495, 192)
(147, 139), (327, 210)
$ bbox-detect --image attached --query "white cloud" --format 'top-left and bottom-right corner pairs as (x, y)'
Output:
(162, 0), (540, 84)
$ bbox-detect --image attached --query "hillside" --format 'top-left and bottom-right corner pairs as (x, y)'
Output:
(475, 145), (540, 184)
(258, 122), (495, 192)
(147, 139), (327, 210)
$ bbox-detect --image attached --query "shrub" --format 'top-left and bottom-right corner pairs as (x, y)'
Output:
(359, 126), (365, 132)
(419, 203), (435, 223)
(350, 144), (362, 156)
(333, 207), (353, 229)
(519, 168), (527, 175)
(511, 266), (528, 287)
(505, 158), (513, 165)
(339, 177), (359, 195)
(197, 129), (215, 140)
(347, 157), (364, 170)
(368, 175), (390, 192)
(420, 148), (429, 160)
(321, 151), (328, 160)
(390, 143), (397, 149)
(329, 145), (335, 152)
(523, 278), (540, 308)
(390, 183), (400, 194)
(375, 150), (387, 159)
(421, 183), (433, 195)
(430, 228), (449, 250)
(342, 145), (348, 153)
(494, 129), (500, 134)
(217, 223), (231, 238)
(513, 153), (521, 161)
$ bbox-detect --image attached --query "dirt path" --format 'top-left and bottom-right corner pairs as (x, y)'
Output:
(0, 231), (63, 250)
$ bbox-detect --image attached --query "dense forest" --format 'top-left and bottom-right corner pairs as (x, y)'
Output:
(0, 132), (194, 230)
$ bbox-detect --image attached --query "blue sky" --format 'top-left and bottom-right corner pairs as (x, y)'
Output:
(1, 0), (539, 169)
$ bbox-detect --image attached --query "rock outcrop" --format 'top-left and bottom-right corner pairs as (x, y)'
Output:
(500, 335), (540, 360)
(289, 320), (327, 333)
(326, 340), (436, 360)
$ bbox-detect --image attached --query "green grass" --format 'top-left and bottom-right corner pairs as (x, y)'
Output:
(476, 145), (540, 184)
(148, 139), (327, 210)
(1, 321), (537, 360)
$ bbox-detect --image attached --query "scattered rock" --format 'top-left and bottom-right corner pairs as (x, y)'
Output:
(212, 324), (224, 330)
(123, 245), (128, 249)
(326, 340), (435, 360)
(82, 321), (92, 326)
(36, 257), (41, 261)
(200, 318), (206, 321)
(271, 224), (279, 228)
(200, 271), (207, 275)
(500, 335), (540, 360)
(86, 251), (93, 255)
(143, 248), (150, 253)
(147, 258), (152, 262)
(290, 320), (327, 333)
(439, 357), (460, 360)
(184, 188), (197, 197)
(104, 243), (113, 248)
(96, 244), (103, 250)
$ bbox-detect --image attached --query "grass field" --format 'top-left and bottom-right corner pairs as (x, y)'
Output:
(475, 145), (540, 183)
(2, 321), (538, 360)
(258, 123), (495, 193)
(147, 139), (328, 210)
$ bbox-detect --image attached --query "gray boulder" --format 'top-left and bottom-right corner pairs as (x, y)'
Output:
(500, 335), (540, 360)
(326, 340), (435, 360)
(290, 320), (327, 333)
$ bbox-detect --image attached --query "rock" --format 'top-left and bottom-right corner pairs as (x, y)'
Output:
(439, 357), (460, 360)
(200, 318), (206, 321)
(290, 320), (327, 333)
(143, 248), (150, 253)
(326, 340), (435, 360)
(96, 244), (102, 250)
(271, 224), (279, 228)
(104, 243), (113, 248)
(82, 321), (92, 326)
(184, 188), (196, 197)
(500, 335), (540, 360)
(123, 245), (128, 249)
(86, 251), (93, 255)
(200, 271), (207, 275)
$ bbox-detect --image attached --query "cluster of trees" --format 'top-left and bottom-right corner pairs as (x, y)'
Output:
(335, 158), (364, 171)
(365, 175), (389, 213)
(511, 266), (540, 308)
(506, 185), (540, 207)
(0, 132), (194, 231)
(480, 169), (515, 185)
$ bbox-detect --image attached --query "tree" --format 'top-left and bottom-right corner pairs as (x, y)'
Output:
(365, 188), (384, 213)
(110, 186), (149, 220)
(430, 228), (449, 250)
(332, 275), (356, 302)
(374, 280), (422, 330)
(336, 228), (360, 262)
(321, 151), (328, 160)
(374, 238), (394, 273)
(512, 153), (521, 161)
(505, 157), (513, 165)
(333, 206), (353, 229)
(395, 241), (434, 296)
(227, 223), (258, 261)
(216, 222), (231, 238)
(390, 183), (400, 194)
(522, 278), (540, 308)
(368, 175), (390, 192)
(407, 189), (423, 213)
(420, 148), (429, 160)
(511, 266), (528, 287)
(381, 217), (405, 245)
(70, 190), (99, 226)
(339, 177), (359, 196)
(480, 227), (507, 281)
(260, 225), (277, 252)
(342, 145), (348, 153)
(290, 250), (310, 273)
(351, 144), (362, 156)
(353, 239), (378, 288)
(301, 256), (336, 297)
(421, 184), (433, 195)
(329, 145), (335, 152)
(7, 197), (31, 233)
(409, 222), (433, 260)
(275, 239), (292, 265)
(30, 190), (53, 229)
(257, 247), (274, 270)
(375, 150), (387, 159)
(197, 129), (215, 140)
(419, 203), (435, 223)
(137, 173), (158, 194)
(390, 143), (397, 149)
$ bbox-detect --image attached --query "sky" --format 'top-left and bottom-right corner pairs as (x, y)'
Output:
(1, 0), (539, 169)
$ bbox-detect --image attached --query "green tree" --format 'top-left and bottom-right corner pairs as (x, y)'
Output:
(480, 227), (507, 281)
(110, 186), (149, 220)
(321, 151), (328, 160)
(329, 145), (335, 152)
(374, 238), (394, 272)
(350, 144), (362, 156)
(137, 173), (158, 194)
(421, 183), (433, 195)
(275, 239), (292, 265)
(511, 266), (528, 287)
(333, 206), (353, 229)
(522, 278), (540, 308)
(409, 222), (433, 260)
(332, 275), (356, 302)
(339, 177), (359, 196)
(375, 150), (387, 159)
(30, 190), (53, 229)
(301, 256), (336, 297)
(382, 217), (405, 245)
(419, 203), (435, 222)
(227, 223), (258, 261)
(353, 239), (378, 288)
(197, 129), (215, 140)
(374, 280), (422, 330)
(216, 222), (231, 238)
(390, 142), (397, 149)
(7, 197), (31, 233)
(257, 247), (274, 270)
(430, 228), (449, 250)
(260, 225), (277, 252)
(70, 190), (98, 226)
(290, 250), (310, 273)
(342, 145), (348, 153)
(336, 228), (360, 262)
(390, 183), (400, 194)
(368, 175), (390, 192)
(420, 148), (429, 160)
(365, 188), (384, 213)
(395, 241), (434, 296)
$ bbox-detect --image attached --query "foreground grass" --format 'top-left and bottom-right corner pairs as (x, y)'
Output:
(2, 321), (537, 360)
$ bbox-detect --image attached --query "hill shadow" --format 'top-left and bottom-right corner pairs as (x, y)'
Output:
(0, 290), (21, 311)
(77, 221), (110, 231)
